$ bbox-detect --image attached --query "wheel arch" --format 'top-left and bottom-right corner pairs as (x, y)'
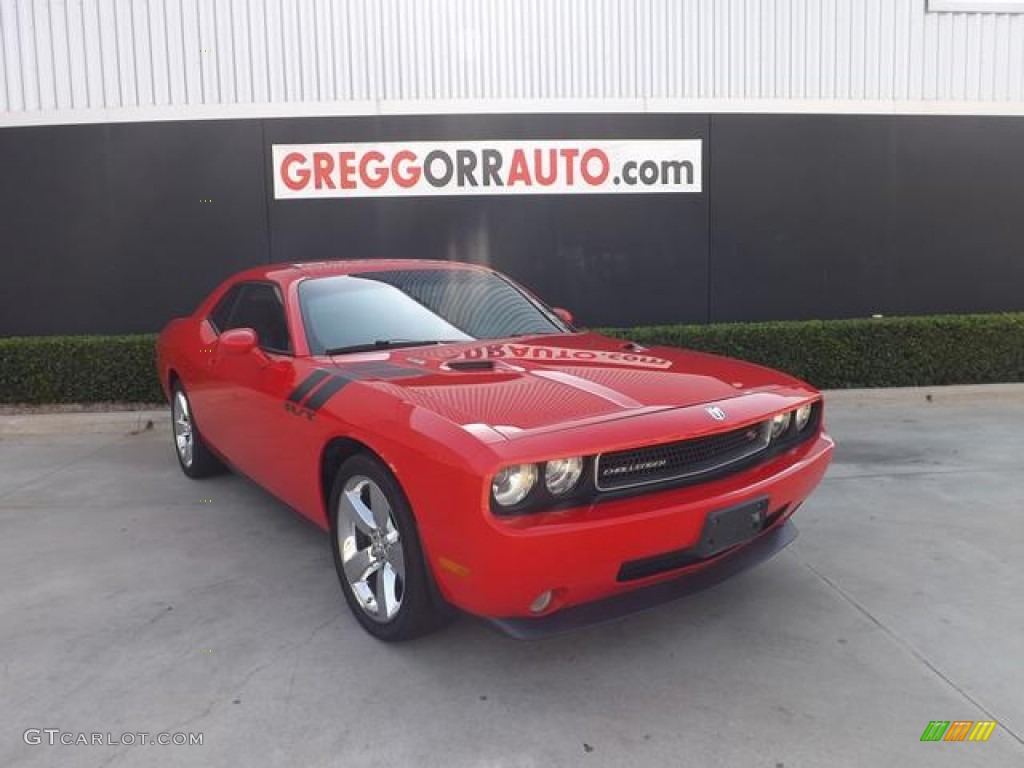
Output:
(320, 434), (455, 627)
(320, 436), (381, 523)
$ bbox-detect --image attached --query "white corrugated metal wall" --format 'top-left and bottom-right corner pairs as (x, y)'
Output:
(1, 0), (1023, 123)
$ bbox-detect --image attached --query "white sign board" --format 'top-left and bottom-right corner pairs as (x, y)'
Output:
(272, 140), (702, 199)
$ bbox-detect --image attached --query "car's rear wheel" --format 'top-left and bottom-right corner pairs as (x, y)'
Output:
(171, 383), (225, 478)
(329, 454), (451, 641)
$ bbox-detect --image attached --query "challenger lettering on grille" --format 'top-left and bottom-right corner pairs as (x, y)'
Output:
(601, 459), (670, 477)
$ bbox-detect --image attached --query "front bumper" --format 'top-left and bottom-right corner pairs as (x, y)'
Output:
(425, 432), (833, 623)
(490, 520), (798, 639)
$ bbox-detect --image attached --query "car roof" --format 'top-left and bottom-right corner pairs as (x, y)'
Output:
(229, 259), (492, 286)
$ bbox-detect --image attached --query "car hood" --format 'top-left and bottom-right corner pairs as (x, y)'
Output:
(328, 333), (805, 437)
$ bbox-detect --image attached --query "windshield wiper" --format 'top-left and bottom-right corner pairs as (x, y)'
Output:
(324, 339), (463, 356)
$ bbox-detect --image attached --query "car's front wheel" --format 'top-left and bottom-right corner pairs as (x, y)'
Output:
(329, 454), (451, 641)
(171, 383), (225, 478)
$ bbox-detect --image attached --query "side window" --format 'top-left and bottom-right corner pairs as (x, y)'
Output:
(222, 282), (293, 354)
(209, 284), (243, 333)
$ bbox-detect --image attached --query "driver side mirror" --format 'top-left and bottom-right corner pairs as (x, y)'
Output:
(552, 307), (574, 326)
(219, 328), (258, 356)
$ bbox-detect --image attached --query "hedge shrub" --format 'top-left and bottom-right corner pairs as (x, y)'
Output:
(1, 314), (1022, 403)
(601, 313), (1024, 390)
(0, 334), (162, 404)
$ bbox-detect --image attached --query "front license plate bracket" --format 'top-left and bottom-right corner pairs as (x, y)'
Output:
(695, 497), (770, 558)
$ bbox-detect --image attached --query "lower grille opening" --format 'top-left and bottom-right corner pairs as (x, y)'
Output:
(616, 504), (790, 582)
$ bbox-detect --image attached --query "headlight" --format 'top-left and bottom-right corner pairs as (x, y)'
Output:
(492, 464), (538, 507)
(544, 457), (583, 496)
(794, 403), (813, 431)
(770, 411), (792, 439)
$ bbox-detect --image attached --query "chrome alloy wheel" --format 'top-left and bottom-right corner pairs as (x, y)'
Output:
(337, 475), (406, 622)
(172, 390), (194, 468)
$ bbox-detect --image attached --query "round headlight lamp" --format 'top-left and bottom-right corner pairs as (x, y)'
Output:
(492, 464), (538, 507)
(794, 404), (813, 431)
(544, 457), (584, 496)
(770, 411), (792, 440)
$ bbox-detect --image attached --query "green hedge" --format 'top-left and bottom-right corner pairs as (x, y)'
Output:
(0, 334), (162, 404)
(1, 314), (1022, 403)
(601, 313), (1024, 389)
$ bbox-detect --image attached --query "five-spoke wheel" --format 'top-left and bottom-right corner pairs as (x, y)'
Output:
(329, 454), (452, 640)
(172, 389), (195, 468)
(170, 383), (225, 478)
(337, 474), (407, 622)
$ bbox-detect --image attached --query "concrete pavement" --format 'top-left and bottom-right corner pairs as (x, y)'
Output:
(1, 386), (1022, 767)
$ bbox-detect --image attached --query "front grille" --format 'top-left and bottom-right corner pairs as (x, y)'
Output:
(595, 422), (771, 491)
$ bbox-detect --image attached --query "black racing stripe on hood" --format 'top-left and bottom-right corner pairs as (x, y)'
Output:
(343, 362), (423, 381)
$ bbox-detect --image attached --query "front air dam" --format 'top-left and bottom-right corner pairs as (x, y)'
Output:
(489, 520), (798, 639)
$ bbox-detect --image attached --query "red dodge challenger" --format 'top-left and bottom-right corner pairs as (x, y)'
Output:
(157, 260), (834, 640)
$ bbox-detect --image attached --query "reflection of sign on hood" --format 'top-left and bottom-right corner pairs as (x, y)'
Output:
(455, 343), (673, 370)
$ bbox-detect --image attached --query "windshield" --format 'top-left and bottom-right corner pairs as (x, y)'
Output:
(299, 268), (565, 355)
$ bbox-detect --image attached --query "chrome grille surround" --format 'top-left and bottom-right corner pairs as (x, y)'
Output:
(594, 421), (772, 491)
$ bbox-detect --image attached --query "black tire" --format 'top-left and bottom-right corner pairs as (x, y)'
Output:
(170, 382), (226, 479)
(329, 453), (452, 641)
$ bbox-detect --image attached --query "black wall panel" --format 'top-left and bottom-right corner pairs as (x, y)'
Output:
(1, 124), (117, 335)
(0, 120), (269, 335)
(708, 115), (1024, 321)
(1, 112), (1022, 336)
(264, 114), (710, 328)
